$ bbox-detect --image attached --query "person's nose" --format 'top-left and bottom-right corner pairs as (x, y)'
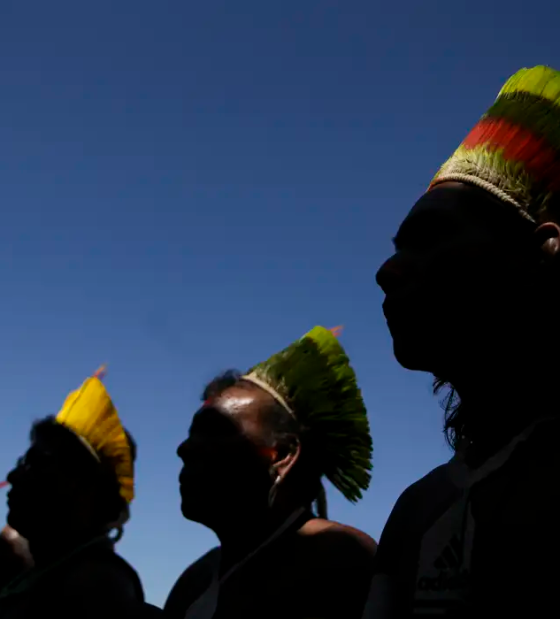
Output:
(177, 439), (187, 460)
(6, 464), (23, 487)
(177, 436), (199, 461)
(376, 253), (404, 295)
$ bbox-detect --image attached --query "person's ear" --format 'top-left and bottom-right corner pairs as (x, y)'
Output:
(270, 439), (301, 484)
(535, 222), (560, 260)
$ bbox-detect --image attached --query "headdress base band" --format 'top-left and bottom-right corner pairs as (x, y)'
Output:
(241, 373), (295, 417)
(430, 173), (536, 223)
(76, 434), (101, 462)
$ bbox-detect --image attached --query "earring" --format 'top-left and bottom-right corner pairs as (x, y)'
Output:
(267, 475), (281, 508)
(108, 526), (123, 544)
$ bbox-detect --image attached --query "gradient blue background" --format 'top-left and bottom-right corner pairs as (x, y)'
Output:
(0, 0), (557, 607)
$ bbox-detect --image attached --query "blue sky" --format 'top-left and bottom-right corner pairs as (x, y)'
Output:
(0, 0), (557, 607)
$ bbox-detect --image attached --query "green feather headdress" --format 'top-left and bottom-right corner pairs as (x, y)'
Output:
(243, 326), (372, 503)
(430, 65), (560, 223)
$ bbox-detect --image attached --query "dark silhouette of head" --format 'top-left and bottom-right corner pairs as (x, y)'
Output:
(376, 181), (560, 449)
(177, 370), (323, 532)
(7, 417), (136, 548)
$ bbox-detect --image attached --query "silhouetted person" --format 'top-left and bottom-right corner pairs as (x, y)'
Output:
(165, 327), (376, 619)
(0, 369), (150, 618)
(366, 65), (560, 618)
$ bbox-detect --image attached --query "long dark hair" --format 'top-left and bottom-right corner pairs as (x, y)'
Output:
(433, 377), (463, 451)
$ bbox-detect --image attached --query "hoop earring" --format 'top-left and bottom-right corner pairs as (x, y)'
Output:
(268, 476), (281, 508)
(109, 526), (123, 544)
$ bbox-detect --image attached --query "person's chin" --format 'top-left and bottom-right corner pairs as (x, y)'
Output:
(179, 486), (205, 519)
(6, 509), (26, 539)
(180, 498), (210, 526)
(390, 329), (435, 372)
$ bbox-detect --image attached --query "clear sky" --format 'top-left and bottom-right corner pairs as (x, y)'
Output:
(0, 0), (558, 607)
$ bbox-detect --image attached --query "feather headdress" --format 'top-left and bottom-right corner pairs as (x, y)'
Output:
(430, 65), (560, 223)
(55, 366), (134, 503)
(243, 326), (372, 503)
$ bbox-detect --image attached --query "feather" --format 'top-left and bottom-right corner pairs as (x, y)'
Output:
(431, 65), (560, 222)
(247, 326), (372, 503)
(55, 369), (134, 503)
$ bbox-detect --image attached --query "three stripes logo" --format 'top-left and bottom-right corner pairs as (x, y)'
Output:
(417, 534), (469, 593)
(414, 534), (470, 616)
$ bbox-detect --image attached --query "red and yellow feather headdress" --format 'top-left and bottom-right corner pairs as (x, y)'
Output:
(430, 65), (560, 223)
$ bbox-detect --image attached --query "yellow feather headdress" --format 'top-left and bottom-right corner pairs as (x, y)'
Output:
(55, 366), (134, 503)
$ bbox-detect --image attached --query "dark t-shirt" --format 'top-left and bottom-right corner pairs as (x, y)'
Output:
(0, 543), (156, 618)
(366, 418), (560, 618)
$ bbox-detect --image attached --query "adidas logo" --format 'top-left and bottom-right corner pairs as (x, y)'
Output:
(417, 535), (469, 593)
(433, 534), (463, 570)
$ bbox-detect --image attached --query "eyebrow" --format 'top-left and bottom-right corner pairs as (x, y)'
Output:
(190, 407), (213, 425)
(392, 215), (422, 249)
(393, 208), (461, 250)
(189, 405), (231, 428)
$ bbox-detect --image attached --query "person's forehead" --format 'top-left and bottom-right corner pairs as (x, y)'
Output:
(197, 386), (268, 436)
(27, 433), (86, 466)
(27, 437), (52, 457)
(397, 183), (527, 241)
(215, 386), (261, 413)
(18, 442), (63, 474)
(404, 185), (485, 226)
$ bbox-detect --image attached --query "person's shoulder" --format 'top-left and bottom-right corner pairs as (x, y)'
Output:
(164, 547), (220, 613)
(376, 460), (458, 565)
(172, 546), (220, 583)
(51, 549), (147, 617)
(64, 548), (144, 601)
(300, 518), (377, 562)
(392, 461), (454, 514)
(293, 518), (376, 617)
(141, 602), (165, 618)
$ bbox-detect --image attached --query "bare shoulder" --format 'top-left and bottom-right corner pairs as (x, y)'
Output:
(1, 527), (33, 566)
(299, 518), (377, 560)
(0, 527), (33, 587)
(292, 518), (376, 617)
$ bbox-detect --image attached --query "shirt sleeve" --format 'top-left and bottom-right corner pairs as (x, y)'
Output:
(59, 555), (145, 618)
(363, 463), (459, 618)
(362, 488), (414, 618)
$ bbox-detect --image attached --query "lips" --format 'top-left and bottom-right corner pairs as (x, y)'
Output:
(6, 488), (26, 507)
(382, 284), (422, 319)
(179, 467), (195, 486)
(382, 296), (403, 322)
(382, 298), (391, 319)
(179, 470), (200, 486)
